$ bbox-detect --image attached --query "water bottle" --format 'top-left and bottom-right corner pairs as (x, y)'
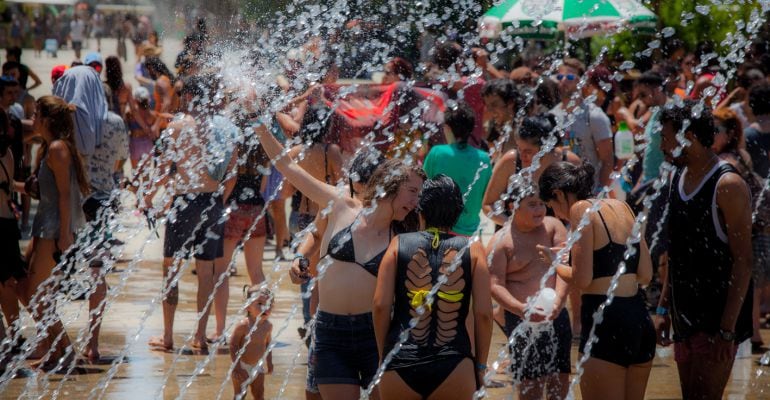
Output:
(532, 288), (557, 317)
(614, 121), (634, 160)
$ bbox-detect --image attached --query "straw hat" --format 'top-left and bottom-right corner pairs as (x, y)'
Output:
(142, 45), (163, 58)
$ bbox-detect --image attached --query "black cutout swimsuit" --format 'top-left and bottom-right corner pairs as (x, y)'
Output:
(384, 231), (473, 398)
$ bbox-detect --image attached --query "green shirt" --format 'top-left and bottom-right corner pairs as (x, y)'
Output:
(641, 110), (663, 183)
(423, 143), (492, 236)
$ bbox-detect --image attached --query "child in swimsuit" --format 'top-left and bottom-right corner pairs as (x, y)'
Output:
(230, 285), (274, 400)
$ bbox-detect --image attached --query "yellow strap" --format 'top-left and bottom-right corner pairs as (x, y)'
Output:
(426, 227), (442, 249)
(408, 289), (431, 312)
(437, 290), (464, 302)
(408, 289), (464, 312)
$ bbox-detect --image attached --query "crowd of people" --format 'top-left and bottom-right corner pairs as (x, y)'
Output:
(0, 8), (767, 400)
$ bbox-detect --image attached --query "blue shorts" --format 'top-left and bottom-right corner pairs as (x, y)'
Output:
(313, 311), (378, 387)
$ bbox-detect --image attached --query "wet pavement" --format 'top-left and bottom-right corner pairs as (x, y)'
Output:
(5, 39), (770, 399)
(4, 206), (770, 399)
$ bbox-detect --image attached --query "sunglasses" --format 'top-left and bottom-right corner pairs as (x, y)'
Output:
(555, 74), (576, 81)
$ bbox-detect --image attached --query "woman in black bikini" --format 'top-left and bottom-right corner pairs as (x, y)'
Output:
(373, 175), (493, 400)
(538, 162), (654, 400)
(255, 123), (424, 400)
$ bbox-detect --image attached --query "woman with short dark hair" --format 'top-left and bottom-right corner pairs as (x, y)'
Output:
(373, 175), (492, 400)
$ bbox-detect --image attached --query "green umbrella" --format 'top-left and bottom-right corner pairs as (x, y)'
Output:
(481, 0), (657, 40)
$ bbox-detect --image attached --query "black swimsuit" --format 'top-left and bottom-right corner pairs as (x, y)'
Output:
(384, 231), (473, 398)
(579, 202), (655, 367)
(326, 214), (390, 277)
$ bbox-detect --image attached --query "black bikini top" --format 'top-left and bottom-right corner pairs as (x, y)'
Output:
(592, 206), (640, 279)
(326, 215), (391, 277)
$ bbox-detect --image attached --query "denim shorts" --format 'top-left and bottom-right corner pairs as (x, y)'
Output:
(313, 311), (379, 387)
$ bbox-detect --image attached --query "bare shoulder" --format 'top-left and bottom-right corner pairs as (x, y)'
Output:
(47, 140), (71, 164)
(488, 227), (513, 253)
(544, 216), (566, 232)
(328, 143), (343, 156)
(231, 319), (249, 336)
(717, 171), (750, 203)
(569, 199), (593, 219)
(498, 149), (518, 165)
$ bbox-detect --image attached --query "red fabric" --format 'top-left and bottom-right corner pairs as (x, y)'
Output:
(323, 83), (447, 154)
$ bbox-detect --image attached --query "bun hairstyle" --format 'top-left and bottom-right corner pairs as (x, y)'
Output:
(36, 95), (89, 196)
(518, 114), (557, 147)
(538, 161), (595, 202)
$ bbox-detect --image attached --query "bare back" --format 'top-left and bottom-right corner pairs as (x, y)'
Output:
(164, 115), (220, 194)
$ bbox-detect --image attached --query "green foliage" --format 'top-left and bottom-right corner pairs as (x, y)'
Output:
(593, 0), (761, 60)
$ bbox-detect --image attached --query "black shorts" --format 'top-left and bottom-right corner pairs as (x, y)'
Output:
(71, 41), (82, 51)
(504, 308), (572, 380)
(313, 311), (379, 387)
(0, 217), (26, 283)
(163, 193), (224, 261)
(580, 293), (656, 367)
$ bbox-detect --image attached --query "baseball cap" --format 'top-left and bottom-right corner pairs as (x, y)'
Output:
(51, 64), (68, 83)
(84, 52), (103, 67)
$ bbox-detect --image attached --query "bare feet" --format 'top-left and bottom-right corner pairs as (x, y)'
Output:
(148, 335), (173, 352)
(191, 339), (209, 352)
(83, 347), (101, 363)
(206, 334), (225, 344)
(32, 352), (77, 373)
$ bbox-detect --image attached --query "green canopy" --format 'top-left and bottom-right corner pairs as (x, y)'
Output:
(481, 0), (657, 40)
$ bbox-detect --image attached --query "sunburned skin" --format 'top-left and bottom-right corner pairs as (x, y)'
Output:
(488, 194), (568, 319)
(501, 217), (564, 315)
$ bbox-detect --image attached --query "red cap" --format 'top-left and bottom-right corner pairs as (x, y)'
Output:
(51, 65), (68, 84)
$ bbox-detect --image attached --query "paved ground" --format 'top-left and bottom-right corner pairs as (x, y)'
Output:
(4, 39), (770, 399)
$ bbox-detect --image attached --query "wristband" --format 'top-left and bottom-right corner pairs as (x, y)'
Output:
(655, 306), (668, 316)
(475, 362), (487, 371)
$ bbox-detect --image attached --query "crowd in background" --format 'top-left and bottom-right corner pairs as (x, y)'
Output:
(0, 4), (767, 400)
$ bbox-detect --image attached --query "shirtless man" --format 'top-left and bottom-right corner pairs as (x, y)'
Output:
(140, 75), (238, 351)
(487, 188), (571, 400)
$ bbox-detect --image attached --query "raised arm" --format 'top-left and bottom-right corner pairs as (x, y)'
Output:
(254, 123), (349, 210)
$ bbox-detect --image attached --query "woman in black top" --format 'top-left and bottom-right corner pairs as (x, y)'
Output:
(538, 162), (654, 400)
(373, 175), (492, 400)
